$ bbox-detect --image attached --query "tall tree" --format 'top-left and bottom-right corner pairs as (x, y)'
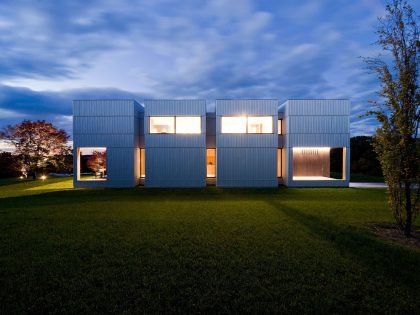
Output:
(364, 0), (419, 236)
(0, 120), (71, 179)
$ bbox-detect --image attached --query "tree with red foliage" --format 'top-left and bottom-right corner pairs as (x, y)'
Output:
(87, 150), (107, 178)
(1, 120), (71, 179)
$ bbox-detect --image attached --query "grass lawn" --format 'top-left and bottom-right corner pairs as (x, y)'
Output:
(0, 178), (419, 314)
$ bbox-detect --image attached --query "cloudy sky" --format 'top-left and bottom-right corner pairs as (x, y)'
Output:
(1, 0), (416, 139)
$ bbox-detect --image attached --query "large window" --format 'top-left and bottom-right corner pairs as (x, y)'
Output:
(221, 116), (247, 133)
(149, 116), (201, 134)
(221, 116), (273, 133)
(150, 116), (175, 133)
(206, 149), (216, 178)
(292, 147), (346, 180)
(248, 116), (273, 133)
(77, 147), (107, 181)
(175, 116), (201, 134)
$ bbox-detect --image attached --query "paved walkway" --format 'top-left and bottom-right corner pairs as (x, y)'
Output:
(350, 182), (387, 188)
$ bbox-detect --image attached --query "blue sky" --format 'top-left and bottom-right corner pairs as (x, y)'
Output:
(1, 0), (416, 139)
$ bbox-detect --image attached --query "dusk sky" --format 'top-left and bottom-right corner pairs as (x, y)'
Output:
(1, 0), (418, 141)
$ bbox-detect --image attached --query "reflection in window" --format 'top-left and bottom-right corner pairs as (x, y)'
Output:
(78, 147), (107, 181)
(206, 149), (216, 178)
(248, 116), (273, 133)
(176, 116), (201, 134)
(221, 116), (247, 133)
(150, 116), (175, 133)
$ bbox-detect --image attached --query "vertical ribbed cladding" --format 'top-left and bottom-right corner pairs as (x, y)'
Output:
(143, 99), (207, 187)
(215, 99), (279, 187)
(72, 99), (140, 188)
(283, 99), (350, 187)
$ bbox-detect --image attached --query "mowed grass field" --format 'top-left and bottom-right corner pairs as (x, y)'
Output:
(0, 178), (419, 314)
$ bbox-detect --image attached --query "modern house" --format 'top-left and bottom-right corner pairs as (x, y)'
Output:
(73, 99), (350, 188)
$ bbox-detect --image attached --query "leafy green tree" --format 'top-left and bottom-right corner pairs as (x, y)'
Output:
(0, 120), (71, 179)
(364, 0), (419, 236)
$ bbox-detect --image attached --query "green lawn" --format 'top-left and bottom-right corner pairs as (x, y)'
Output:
(0, 178), (419, 314)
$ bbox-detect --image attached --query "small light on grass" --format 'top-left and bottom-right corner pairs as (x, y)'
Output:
(19, 176), (24, 179)
(40, 175), (47, 181)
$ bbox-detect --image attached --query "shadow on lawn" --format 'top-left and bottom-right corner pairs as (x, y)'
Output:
(269, 201), (420, 289)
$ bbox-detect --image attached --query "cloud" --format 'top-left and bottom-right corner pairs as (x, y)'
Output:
(1, 0), (410, 136)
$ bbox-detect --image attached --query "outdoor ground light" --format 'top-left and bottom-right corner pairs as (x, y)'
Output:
(40, 175), (47, 180)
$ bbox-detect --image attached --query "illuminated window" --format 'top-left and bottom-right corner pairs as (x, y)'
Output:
(176, 116), (201, 134)
(206, 149), (216, 178)
(277, 149), (282, 177)
(278, 119), (282, 135)
(140, 148), (145, 178)
(150, 116), (175, 133)
(221, 116), (247, 133)
(248, 116), (273, 133)
(77, 147), (107, 181)
(292, 147), (346, 181)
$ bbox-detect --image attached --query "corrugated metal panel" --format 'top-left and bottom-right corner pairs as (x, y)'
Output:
(287, 134), (349, 147)
(286, 99), (350, 116)
(74, 116), (134, 134)
(217, 148), (277, 187)
(73, 134), (134, 148)
(107, 148), (136, 181)
(206, 135), (216, 148)
(289, 116), (349, 134)
(217, 135), (277, 148)
(146, 135), (206, 148)
(73, 99), (136, 116)
(216, 99), (279, 115)
(144, 99), (206, 115)
(145, 148), (206, 187)
(206, 117), (216, 135)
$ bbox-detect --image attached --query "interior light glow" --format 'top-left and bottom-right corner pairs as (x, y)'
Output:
(247, 116), (272, 133)
(150, 116), (175, 133)
(221, 116), (247, 133)
(176, 116), (201, 134)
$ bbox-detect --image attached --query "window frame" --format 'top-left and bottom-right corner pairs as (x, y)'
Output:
(220, 115), (274, 134)
(149, 115), (202, 134)
(149, 116), (175, 134)
(77, 147), (108, 181)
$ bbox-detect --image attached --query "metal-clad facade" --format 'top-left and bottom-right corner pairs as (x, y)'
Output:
(216, 99), (279, 187)
(73, 98), (351, 189)
(282, 100), (350, 187)
(144, 100), (206, 187)
(73, 100), (143, 188)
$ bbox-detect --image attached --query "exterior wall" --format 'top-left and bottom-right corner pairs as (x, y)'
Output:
(144, 100), (206, 187)
(281, 100), (350, 187)
(73, 100), (143, 188)
(216, 99), (279, 187)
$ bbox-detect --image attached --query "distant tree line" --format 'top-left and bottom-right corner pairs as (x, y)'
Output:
(350, 136), (382, 176)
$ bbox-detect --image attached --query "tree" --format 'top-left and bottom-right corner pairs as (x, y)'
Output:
(364, 0), (419, 236)
(350, 136), (382, 176)
(0, 120), (71, 179)
(87, 150), (107, 178)
(0, 152), (21, 178)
